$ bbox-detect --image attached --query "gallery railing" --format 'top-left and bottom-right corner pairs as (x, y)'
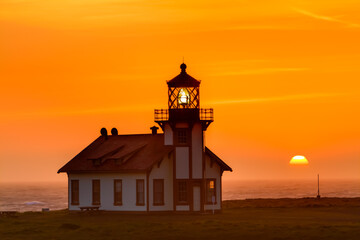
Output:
(154, 108), (213, 122)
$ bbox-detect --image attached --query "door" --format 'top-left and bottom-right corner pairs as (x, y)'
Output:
(193, 186), (201, 211)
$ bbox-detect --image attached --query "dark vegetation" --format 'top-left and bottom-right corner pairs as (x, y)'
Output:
(1, 198), (359, 240)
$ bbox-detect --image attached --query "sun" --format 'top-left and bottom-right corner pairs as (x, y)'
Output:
(290, 155), (309, 165)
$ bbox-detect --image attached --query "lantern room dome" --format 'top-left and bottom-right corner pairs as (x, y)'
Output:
(180, 63), (187, 72)
(167, 63), (200, 87)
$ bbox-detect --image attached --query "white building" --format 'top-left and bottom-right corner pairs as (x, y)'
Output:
(58, 64), (232, 212)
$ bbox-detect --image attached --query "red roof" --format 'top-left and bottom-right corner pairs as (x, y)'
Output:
(57, 134), (173, 173)
(58, 133), (232, 173)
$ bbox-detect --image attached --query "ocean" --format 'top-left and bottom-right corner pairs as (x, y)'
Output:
(0, 179), (359, 212)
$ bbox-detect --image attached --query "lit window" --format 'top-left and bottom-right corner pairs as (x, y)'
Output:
(206, 179), (216, 204)
(209, 180), (214, 189)
(178, 88), (190, 105)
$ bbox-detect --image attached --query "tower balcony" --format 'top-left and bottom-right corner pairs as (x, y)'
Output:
(154, 108), (214, 130)
(154, 109), (170, 122)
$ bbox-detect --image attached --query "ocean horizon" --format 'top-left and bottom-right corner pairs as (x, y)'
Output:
(1, 179), (359, 212)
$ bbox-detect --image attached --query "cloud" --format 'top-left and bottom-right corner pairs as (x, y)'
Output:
(293, 8), (360, 28)
(1, 104), (158, 119)
(212, 68), (309, 76)
(209, 93), (346, 105)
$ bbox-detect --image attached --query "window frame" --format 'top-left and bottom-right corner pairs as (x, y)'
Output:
(92, 179), (101, 205)
(153, 179), (164, 206)
(177, 181), (188, 205)
(71, 180), (79, 205)
(206, 179), (217, 204)
(174, 128), (191, 145)
(136, 179), (145, 206)
(114, 179), (122, 206)
(177, 129), (187, 144)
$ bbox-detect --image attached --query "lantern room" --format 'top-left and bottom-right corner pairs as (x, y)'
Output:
(155, 63), (214, 130)
(167, 63), (200, 109)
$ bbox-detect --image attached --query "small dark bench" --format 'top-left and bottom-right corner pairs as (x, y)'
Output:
(0, 211), (17, 217)
(79, 206), (100, 211)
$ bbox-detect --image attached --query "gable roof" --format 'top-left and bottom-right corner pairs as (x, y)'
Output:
(205, 147), (232, 172)
(57, 134), (232, 174)
(57, 134), (173, 173)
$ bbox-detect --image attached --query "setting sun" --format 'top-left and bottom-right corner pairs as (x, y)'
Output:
(290, 155), (309, 165)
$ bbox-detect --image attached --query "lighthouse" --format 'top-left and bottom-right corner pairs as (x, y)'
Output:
(58, 63), (231, 212)
(155, 63), (223, 212)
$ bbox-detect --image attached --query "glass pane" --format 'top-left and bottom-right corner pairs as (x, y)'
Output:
(138, 193), (144, 204)
(154, 180), (163, 204)
(154, 180), (163, 193)
(178, 88), (190, 105)
(93, 180), (100, 192)
(115, 180), (122, 192)
(71, 180), (79, 204)
(137, 180), (144, 191)
(137, 180), (144, 205)
(206, 180), (215, 203)
(178, 182), (187, 202)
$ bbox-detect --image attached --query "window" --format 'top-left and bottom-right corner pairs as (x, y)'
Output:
(114, 179), (122, 205)
(177, 129), (187, 144)
(177, 88), (190, 105)
(177, 181), (188, 203)
(136, 179), (145, 206)
(206, 179), (216, 204)
(71, 180), (79, 205)
(92, 179), (100, 205)
(153, 179), (164, 205)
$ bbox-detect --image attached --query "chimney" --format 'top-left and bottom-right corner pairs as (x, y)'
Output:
(111, 128), (118, 136)
(150, 126), (159, 135)
(100, 128), (108, 139)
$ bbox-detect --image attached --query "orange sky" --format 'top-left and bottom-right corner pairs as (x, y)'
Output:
(1, 0), (359, 182)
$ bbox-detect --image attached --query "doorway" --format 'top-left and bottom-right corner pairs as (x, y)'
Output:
(193, 186), (201, 211)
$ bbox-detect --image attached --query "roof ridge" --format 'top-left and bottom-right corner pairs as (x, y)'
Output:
(107, 133), (164, 137)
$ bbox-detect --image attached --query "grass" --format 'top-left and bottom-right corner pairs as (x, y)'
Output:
(1, 198), (360, 240)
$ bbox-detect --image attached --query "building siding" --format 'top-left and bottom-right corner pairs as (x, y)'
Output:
(176, 205), (190, 211)
(191, 123), (203, 179)
(164, 123), (173, 145)
(67, 153), (223, 212)
(149, 154), (174, 211)
(175, 147), (189, 179)
(68, 173), (147, 211)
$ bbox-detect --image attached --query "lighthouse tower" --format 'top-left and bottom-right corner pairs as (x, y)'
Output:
(155, 63), (214, 212)
(59, 63), (231, 213)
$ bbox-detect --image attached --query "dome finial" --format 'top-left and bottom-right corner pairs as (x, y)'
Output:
(180, 63), (187, 73)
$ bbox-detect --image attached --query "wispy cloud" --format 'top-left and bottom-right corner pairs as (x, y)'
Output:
(208, 93), (346, 105)
(1, 104), (159, 119)
(293, 8), (360, 28)
(212, 68), (309, 76)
